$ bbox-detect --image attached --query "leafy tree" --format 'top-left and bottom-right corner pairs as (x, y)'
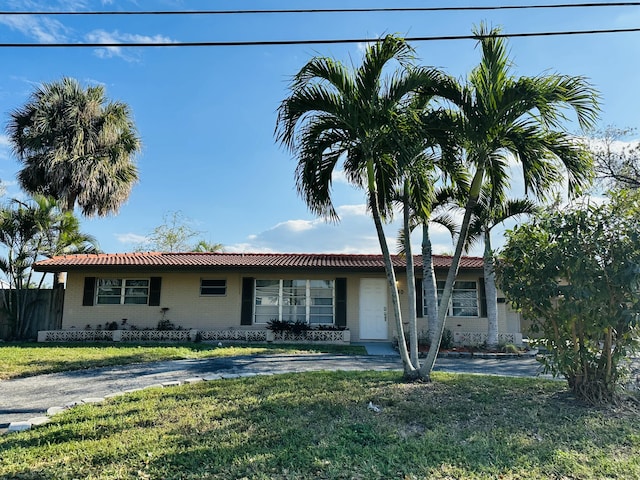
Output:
(419, 25), (599, 379)
(497, 192), (640, 404)
(0, 196), (98, 338)
(276, 35), (452, 375)
(139, 211), (223, 252)
(466, 194), (537, 349)
(590, 126), (640, 190)
(7, 77), (141, 216)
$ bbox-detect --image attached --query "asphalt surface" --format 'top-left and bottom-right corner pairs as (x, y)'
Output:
(0, 353), (546, 428)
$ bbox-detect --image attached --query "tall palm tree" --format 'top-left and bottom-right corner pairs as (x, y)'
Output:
(7, 77), (141, 217)
(417, 186), (464, 342)
(276, 35), (451, 375)
(396, 185), (462, 345)
(419, 25), (599, 378)
(466, 195), (537, 349)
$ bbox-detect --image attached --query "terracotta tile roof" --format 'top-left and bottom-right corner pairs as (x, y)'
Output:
(34, 252), (484, 272)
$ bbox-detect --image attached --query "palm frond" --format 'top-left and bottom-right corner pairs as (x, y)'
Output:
(7, 77), (140, 216)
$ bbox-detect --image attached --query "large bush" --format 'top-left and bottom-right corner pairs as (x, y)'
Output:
(497, 191), (640, 404)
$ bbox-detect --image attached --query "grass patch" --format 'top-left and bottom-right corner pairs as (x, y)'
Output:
(1, 371), (638, 479)
(0, 342), (366, 380)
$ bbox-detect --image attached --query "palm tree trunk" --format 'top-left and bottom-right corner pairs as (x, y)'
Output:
(421, 222), (438, 345)
(403, 181), (419, 366)
(483, 230), (499, 350)
(367, 161), (416, 374)
(64, 195), (76, 214)
(419, 168), (484, 379)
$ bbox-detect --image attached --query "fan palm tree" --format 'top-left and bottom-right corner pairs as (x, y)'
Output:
(466, 194), (538, 350)
(276, 35), (452, 375)
(419, 25), (599, 378)
(7, 77), (141, 217)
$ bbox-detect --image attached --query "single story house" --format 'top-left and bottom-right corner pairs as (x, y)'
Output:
(34, 252), (523, 345)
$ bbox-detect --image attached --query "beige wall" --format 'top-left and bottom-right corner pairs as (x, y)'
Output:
(62, 269), (520, 341)
(64, 271), (245, 330)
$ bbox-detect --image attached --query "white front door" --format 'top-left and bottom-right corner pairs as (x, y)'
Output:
(359, 278), (388, 340)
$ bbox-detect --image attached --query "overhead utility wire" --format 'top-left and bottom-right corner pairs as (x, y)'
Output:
(3, 2), (640, 15)
(0, 27), (638, 48)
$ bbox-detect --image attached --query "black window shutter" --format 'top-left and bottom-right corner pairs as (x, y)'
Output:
(415, 277), (423, 318)
(478, 277), (487, 317)
(82, 277), (96, 306)
(335, 277), (347, 327)
(240, 277), (254, 325)
(149, 277), (162, 306)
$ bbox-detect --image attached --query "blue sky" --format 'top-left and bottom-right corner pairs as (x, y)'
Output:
(0, 0), (638, 256)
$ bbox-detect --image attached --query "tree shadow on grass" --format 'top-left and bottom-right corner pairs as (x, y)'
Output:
(2, 372), (639, 479)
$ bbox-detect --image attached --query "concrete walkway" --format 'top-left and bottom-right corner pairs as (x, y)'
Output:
(0, 351), (545, 431)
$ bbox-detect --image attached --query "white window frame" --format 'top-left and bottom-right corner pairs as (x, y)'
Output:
(423, 280), (479, 317)
(253, 279), (335, 325)
(96, 278), (150, 305)
(200, 279), (227, 296)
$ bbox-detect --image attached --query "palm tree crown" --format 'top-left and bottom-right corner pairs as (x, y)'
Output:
(457, 25), (599, 201)
(419, 24), (600, 377)
(276, 35), (454, 373)
(7, 77), (141, 217)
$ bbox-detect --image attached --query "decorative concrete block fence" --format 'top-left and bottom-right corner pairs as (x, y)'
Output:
(37, 328), (351, 344)
(453, 331), (523, 347)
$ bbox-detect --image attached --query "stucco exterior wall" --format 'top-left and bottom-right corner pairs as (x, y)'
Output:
(62, 269), (520, 342)
(64, 271), (245, 330)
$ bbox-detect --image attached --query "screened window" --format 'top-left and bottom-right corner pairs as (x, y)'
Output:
(423, 280), (479, 317)
(254, 279), (335, 325)
(200, 279), (226, 296)
(96, 278), (149, 305)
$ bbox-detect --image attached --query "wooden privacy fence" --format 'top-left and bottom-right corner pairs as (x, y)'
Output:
(0, 288), (64, 340)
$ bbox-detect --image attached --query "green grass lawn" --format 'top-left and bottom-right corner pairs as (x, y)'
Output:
(1, 371), (638, 479)
(0, 342), (366, 380)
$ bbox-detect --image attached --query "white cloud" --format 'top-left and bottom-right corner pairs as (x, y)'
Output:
(115, 232), (148, 245)
(224, 243), (277, 254)
(430, 243), (456, 255)
(0, 14), (68, 43)
(225, 201), (479, 256)
(332, 169), (349, 184)
(271, 219), (317, 233)
(85, 29), (177, 61)
(0, 135), (11, 161)
(336, 203), (367, 217)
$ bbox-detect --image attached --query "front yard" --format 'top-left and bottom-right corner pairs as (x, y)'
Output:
(1, 371), (638, 479)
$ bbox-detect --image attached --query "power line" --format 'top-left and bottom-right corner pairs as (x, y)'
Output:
(0, 27), (638, 48)
(2, 2), (640, 16)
